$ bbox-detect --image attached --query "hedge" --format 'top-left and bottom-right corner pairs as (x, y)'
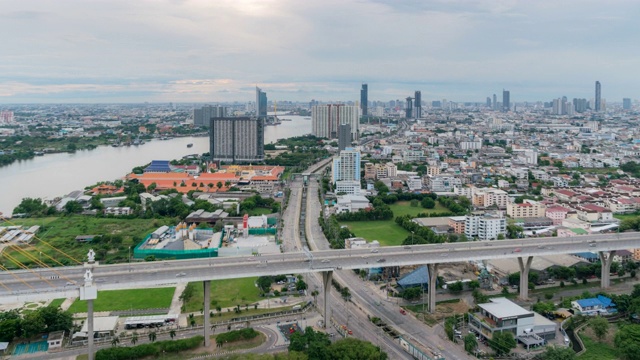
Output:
(216, 328), (259, 344)
(95, 336), (203, 360)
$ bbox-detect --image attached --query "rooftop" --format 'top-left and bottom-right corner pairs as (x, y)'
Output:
(478, 297), (531, 319)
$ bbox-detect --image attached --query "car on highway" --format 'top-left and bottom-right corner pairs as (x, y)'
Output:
(513, 248), (522, 253)
(321, 259), (330, 263)
(247, 257), (257, 261)
(371, 249), (379, 253)
(376, 258), (386, 263)
(176, 272), (186, 277)
(400, 309), (406, 315)
(348, 329), (353, 335)
(589, 243), (597, 247)
(65, 281), (74, 286)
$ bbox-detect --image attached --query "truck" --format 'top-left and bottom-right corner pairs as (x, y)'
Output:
(292, 305), (302, 311)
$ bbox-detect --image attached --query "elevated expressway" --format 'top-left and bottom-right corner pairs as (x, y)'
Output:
(0, 233), (635, 305)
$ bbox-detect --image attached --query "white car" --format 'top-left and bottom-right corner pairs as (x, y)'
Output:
(321, 259), (331, 263)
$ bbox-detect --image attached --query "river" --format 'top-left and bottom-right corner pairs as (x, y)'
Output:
(0, 116), (311, 216)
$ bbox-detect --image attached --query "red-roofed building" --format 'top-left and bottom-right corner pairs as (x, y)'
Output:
(546, 206), (571, 225)
(576, 204), (614, 223)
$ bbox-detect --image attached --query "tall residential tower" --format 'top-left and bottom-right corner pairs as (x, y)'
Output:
(502, 90), (510, 112)
(595, 81), (601, 112)
(312, 104), (359, 141)
(256, 87), (267, 119)
(360, 83), (368, 116)
(210, 117), (264, 163)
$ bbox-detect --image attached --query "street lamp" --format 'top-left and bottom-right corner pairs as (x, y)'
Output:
(411, 231), (414, 246)
(128, 246), (131, 272)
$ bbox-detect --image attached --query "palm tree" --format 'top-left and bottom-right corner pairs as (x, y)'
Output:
(224, 181), (231, 189)
(111, 338), (119, 347)
(169, 330), (176, 340)
(131, 333), (138, 345)
(207, 183), (214, 192)
(311, 290), (319, 305)
(149, 331), (157, 342)
(216, 181), (223, 190)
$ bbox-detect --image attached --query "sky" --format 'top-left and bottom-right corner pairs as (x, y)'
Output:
(0, 0), (639, 104)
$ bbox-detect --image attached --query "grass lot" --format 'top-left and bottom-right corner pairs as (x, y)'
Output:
(339, 220), (409, 246)
(579, 334), (618, 360)
(248, 208), (272, 216)
(67, 287), (175, 313)
(389, 201), (449, 217)
(183, 278), (262, 313)
(613, 213), (640, 221)
(0, 216), (174, 267)
(48, 298), (66, 309)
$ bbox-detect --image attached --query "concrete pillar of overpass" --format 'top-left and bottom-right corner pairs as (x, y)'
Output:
(203, 280), (211, 347)
(518, 256), (533, 301)
(87, 299), (94, 360)
(427, 263), (438, 313)
(322, 271), (333, 328)
(599, 251), (616, 289)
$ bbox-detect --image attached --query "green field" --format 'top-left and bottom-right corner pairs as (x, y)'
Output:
(0, 216), (174, 267)
(579, 334), (618, 360)
(67, 287), (175, 313)
(339, 220), (409, 246)
(388, 201), (449, 217)
(183, 277), (262, 312)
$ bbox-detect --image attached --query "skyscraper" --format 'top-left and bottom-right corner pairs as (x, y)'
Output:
(210, 117), (264, 163)
(623, 98), (632, 110)
(256, 86), (267, 119)
(486, 97), (492, 108)
(492, 94), (497, 110)
(311, 104), (359, 141)
(595, 81), (601, 112)
(502, 90), (510, 112)
(193, 105), (227, 128)
(360, 84), (368, 116)
(332, 148), (361, 183)
(405, 97), (413, 118)
(414, 91), (422, 119)
(338, 123), (352, 151)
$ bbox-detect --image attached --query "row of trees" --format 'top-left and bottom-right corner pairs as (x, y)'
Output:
(335, 198), (393, 221)
(0, 305), (72, 342)
(319, 215), (354, 249)
(289, 327), (387, 360)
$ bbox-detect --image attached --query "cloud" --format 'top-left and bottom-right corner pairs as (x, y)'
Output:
(0, 0), (638, 102)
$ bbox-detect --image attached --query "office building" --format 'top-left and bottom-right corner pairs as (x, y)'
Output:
(623, 98), (631, 110)
(492, 94), (497, 110)
(360, 84), (368, 116)
(595, 81), (601, 112)
(193, 105), (227, 128)
(338, 123), (352, 151)
(256, 87), (267, 119)
(312, 104), (359, 141)
(502, 90), (510, 112)
(332, 148), (361, 183)
(414, 91), (422, 118)
(210, 117), (264, 163)
(573, 98), (588, 113)
(486, 97), (492, 108)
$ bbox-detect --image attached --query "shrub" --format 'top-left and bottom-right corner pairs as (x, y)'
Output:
(216, 328), (259, 344)
(95, 336), (203, 360)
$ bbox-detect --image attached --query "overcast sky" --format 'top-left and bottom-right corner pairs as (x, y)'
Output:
(0, 0), (638, 103)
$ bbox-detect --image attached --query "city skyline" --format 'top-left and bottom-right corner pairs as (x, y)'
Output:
(0, 0), (639, 103)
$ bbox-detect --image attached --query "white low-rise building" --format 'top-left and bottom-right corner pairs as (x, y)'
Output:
(335, 194), (371, 214)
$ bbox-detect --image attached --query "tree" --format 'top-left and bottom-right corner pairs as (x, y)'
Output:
(421, 197), (435, 209)
(216, 182), (223, 190)
(615, 324), (640, 360)
(21, 311), (45, 338)
(468, 280), (480, 290)
(448, 281), (464, 294)
(589, 316), (609, 341)
(131, 332), (138, 345)
(63, 200), (83, 214)
(311, 290), (319, 305)
(296, 279), (308, 291)
(169, 329), (176, 340)
(489, 331), (516, 356)
(541, 345), (576, 360)
(464, 333), (478, 354)
(257, 276), (272, 292)
(148, 331), (157, 342)
(327, 337), (387, 359)
(401, 287), (422, 300)
(111, 337), (119, 347)
(0, 311), (21, 342)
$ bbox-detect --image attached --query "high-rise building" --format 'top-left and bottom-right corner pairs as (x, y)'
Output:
(623, 98), (632, 110)
(573, 98), (588, 113)
(332, 148), (361, 183)
(360, 84), (368, 116)
(414, 91), (422, 119)
(486, 97), (492, 108)
(502, 90), (510, 112)
(193, 105), (227, 128)
(595, 81), (601, 112)
(0, 111), (14, 124)
(256, 86), (267, 119)
(405, 97), (413, 118)
(311, 104), (359, 141)
(492, 94), (497, 110)
(210, 117), (264, 163)
(338, 123), (352, 151)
